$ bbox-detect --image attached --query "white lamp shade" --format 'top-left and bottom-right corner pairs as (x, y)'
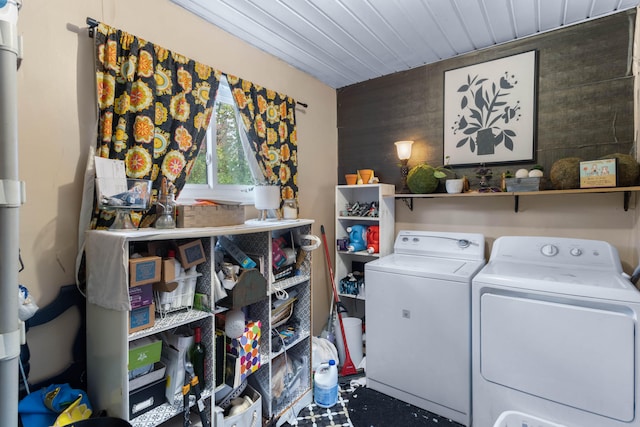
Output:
(394, 140), (414, 160)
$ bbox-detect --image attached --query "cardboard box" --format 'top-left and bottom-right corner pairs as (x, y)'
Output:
(129, 361), (166, 391)
(129, 303), (156, 334)
(128, 336), (162, 371)
(218, 269), (267, 309)
(129, 377), (166, 418)
(176, 240), (206, 269)
(154, 258), (180, 292)
(129, 283), (154, 309)
(129, 256), (161, 286)
(177, 203), (244, 228)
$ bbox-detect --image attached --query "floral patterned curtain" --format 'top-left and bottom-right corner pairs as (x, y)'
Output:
(226, 75), (298, 204)
(91, 23), (220, 229)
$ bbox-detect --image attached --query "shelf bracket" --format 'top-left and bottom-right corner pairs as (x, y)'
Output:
(624, 191), (631, 211)
(514, 195), (519, 213)
(400, 197), (413, 211)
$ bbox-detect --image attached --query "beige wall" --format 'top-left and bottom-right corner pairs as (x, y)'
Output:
(397, 192), (640, 274)
(18, 0), (337, 382)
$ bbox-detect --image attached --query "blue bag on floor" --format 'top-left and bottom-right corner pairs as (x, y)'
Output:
(18, 383), (92, 427)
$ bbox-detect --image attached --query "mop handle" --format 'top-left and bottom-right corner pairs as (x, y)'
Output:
(320, 225), (340, 304)
(321, 225), (358, 376)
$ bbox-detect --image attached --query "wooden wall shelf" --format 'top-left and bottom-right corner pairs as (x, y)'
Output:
(396, 186), (640, 212)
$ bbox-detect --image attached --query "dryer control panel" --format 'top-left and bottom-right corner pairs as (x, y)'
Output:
(489, 236), (622, 272)
(394, 230), (485, 261)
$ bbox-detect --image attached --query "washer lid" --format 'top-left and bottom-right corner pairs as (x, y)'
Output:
(366, 253), (485, 280)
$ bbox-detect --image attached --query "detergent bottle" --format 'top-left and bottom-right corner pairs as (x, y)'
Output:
(314, 359), (338, 408)
(366, 225), (380, 254)
(346, 225), (367, 252)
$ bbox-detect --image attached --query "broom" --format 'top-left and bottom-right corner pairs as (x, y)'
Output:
(320, 225), (358, 376)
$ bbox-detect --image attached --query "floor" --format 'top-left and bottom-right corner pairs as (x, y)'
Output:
(161, 412), (203, 426)
(294, 379), (464, 427)
(160, 377), (464, 427)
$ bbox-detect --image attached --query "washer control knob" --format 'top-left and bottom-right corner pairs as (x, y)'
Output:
(412, 237), (419, 243)
(570, 247), (582, 257)
(402, 237), (408, 242)
(541, 244), (559, 257)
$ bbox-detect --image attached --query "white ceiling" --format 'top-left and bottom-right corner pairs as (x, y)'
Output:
(172, 0), (640, 89)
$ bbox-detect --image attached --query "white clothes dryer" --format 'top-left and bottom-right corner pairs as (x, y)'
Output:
(472, 236), (640, 427)
(365, 230), (486, 426)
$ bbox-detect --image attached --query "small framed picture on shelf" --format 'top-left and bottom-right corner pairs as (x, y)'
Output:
(580, 159), (617, 188)
(177, 239), (206, 269)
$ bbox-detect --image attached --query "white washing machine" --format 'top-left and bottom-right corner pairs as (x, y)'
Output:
(365, 230), (486, 426)
(472, 236), (640, 427)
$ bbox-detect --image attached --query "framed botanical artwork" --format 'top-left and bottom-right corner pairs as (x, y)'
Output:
(444, 50), (537, 166)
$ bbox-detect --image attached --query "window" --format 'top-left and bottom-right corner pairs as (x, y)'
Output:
(178, 75), (258, 203)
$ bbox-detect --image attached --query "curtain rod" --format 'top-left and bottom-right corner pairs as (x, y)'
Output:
(85, 16), (309, 108)
(86, 17), (98, 37)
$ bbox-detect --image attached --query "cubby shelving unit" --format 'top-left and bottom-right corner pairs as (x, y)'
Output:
(334, 184), (395, 301)
(85, 220), (313, 427)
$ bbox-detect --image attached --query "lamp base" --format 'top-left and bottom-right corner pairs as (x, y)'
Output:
(398, 162), (410, 194)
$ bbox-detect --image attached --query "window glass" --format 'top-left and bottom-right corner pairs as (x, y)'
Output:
(179, 76), (256, 203)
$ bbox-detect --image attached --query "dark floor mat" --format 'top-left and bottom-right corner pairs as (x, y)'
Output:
(346, 387), (463, 427)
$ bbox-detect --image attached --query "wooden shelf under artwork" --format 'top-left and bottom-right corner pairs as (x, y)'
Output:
(395, 186), (640, 212)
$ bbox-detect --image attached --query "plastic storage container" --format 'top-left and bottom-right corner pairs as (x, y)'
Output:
(314, 359), (338, 408)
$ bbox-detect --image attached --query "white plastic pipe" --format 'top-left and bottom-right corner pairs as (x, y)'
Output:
(0, 1), (22, 426)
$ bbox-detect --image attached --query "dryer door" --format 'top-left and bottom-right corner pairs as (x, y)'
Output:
(480, 293), (635, 421)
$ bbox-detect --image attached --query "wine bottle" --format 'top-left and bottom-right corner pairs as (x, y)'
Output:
(191, 326), (206, 388)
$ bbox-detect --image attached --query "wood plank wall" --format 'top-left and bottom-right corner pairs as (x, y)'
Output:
(337, 10), (635, 190)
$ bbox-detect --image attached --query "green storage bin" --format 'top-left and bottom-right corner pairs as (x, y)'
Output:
(128, 337), (162, 371)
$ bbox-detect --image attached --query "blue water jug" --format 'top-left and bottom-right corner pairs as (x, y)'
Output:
(347, 225), (367, 252)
